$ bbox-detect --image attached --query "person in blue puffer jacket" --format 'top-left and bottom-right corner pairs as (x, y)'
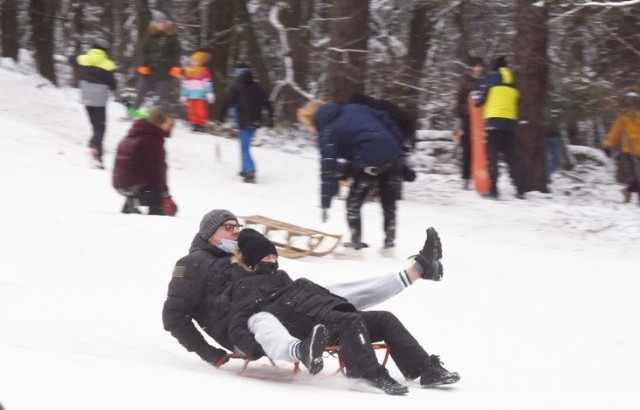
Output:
(297, 100), (405, 249)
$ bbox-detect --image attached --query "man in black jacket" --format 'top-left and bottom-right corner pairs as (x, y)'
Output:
(227, 228), (460, 395)
(162, 209), (448, 370)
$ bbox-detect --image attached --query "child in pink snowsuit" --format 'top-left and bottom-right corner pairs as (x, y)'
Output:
(181, 51), (214, 132)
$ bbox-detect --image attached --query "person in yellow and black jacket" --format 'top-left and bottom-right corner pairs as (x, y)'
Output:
(129, 10), (182, 119)
(473, 56), (522, 199)
(69, 38), (118, 169)
(603, 91), (640, 205)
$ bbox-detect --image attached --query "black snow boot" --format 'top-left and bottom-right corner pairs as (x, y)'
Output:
(121, 197), (140, 214)
(420, 355), (460, 387)
(412, 227), (443, 281)
(363, 366), (409, 395)
(295, 324), (329, 375)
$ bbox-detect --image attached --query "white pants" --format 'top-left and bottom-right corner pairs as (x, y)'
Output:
(246, 271), (412, 362)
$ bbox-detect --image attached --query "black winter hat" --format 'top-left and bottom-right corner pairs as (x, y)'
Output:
(468, 56), (485, 67)
(198, 209), (238, 240)
(492, 56), (507, 70)
(238, 228), (277, 268)
(93, 38), (110, 51)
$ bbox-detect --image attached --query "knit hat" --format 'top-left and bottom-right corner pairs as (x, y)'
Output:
(151, 9), (169, 22)
(198, 209), (238, 240)
(469, 56), (485, 67)
(492, 56), (507, 70)
(238, 228), (278, 268)
(190, 51), (211, 64)
(93, 38), (110, 51)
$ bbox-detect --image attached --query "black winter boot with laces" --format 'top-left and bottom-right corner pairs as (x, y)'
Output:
(420, 355), (460, 387)
(412, 227), (444, 281)
(295, 324), (329, 375)
(364, 366), (409, 395)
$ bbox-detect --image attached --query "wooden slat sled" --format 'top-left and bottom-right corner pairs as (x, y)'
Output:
(240, 215), (343, 259)
(214, 343), (391, 378)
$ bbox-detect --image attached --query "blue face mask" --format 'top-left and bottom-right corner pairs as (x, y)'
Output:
(216, 238), (238, 254)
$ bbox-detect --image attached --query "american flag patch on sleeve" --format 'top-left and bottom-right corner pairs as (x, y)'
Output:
(172, 265), (186, 279)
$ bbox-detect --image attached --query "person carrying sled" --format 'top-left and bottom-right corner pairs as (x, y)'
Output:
(473, 56), (523, 199)
(112, 108), (177, 215)
(297, 100), (405, 249)
(68, 38), (118, 169)
(128, 10), (181, 119)
(603, 91), (640, 205)
(454, 56), (486, 190)
(225, 228), (460, 395)
(180, 51), (214, 133)
(161, 209), (451, 373)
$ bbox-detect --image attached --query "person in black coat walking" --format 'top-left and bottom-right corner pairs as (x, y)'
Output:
(218, 64), (274, 183)
(226, 228), (460, 395)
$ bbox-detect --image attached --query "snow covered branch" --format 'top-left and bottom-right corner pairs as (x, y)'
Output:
(268, 2), (314, 103)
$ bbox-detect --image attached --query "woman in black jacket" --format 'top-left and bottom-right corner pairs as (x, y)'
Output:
(227, 228), (460, 395)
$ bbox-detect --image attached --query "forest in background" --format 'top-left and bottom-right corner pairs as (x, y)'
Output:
(1, 0), (639, 193)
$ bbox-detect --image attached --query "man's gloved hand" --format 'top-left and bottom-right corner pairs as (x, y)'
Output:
(169, 66), (182, 78)
(200, 346), (229, 367)
(603, 147), (611, 158)
(179, 95), (187, 104)
(206, 92), (215, 104)
(136, 66), (151, 75)
(321, 208), (328, 223)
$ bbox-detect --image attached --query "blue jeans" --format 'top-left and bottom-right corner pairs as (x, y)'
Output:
(239, 128), (257, 174)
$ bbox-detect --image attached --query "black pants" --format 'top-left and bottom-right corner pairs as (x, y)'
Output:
(346, 164), (401, 245)
(461, 116), (472, 180)
(86, 106), (106, 160)
(117, 185), (164, 215)
(486, 129), (521, 196)
(322, 310), (430, 380)
(134, 75), (174, 111)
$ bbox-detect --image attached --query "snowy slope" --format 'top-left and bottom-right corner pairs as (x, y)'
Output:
(0, 61), (638, 410)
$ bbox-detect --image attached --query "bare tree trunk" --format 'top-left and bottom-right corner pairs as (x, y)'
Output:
(134, 0), (151, 67)
(234, 0), (271, 92)
(277, 0), (313, 123)
(514, 0), (549, 193)
(30, 0), (58, 85)
(1, 0), (19, 61)
(62, 1), (83, 87)
(207, 0), (234, 118)
(326, 0), (369, 104)
(400, 2), (430, 123)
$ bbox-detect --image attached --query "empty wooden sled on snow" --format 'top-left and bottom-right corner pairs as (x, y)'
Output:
(240, 215), (343, 259)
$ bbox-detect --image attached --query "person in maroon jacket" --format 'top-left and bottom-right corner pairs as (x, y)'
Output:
(112, 108), (177, 215)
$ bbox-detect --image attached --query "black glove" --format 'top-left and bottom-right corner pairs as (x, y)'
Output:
(402, 164), (417, 182)
(199, 346), (229, 367)
(603, 147), (611, 158)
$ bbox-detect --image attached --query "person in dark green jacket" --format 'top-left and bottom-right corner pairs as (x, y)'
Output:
(130, 10), (182, 118)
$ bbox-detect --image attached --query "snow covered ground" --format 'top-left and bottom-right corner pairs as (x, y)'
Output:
(0, 60), (638, 409)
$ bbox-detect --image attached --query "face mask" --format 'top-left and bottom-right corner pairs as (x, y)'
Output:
(255, 261), (278, 275)
(216, 238), (238, 254)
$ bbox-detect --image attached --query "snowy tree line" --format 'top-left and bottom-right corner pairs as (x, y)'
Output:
(1, 0), (639, 193)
